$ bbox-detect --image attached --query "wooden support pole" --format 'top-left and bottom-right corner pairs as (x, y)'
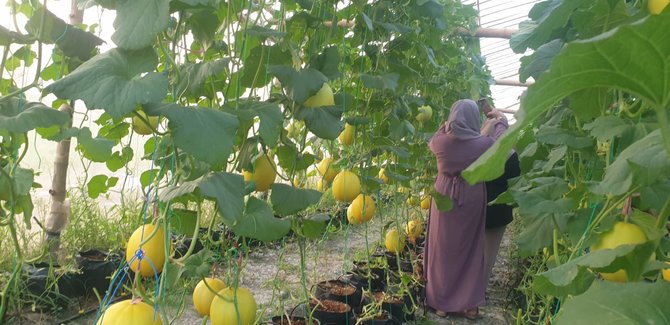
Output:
(493, 79), (533, 87)
(46, 0), (83, 262)
(457, 27), (519, 39)
(497, 108), (517, 114)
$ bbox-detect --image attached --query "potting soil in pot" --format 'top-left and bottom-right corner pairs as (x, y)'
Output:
(309, 299), (354, 325)
(315, 280), (362, 310)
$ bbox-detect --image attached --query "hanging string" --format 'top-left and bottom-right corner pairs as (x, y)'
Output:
(94, 29), (172, 323)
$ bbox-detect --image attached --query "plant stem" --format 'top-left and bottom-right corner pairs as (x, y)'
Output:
(552, 228), (561, 265)
(174, 202), (202, 262)
(298, 236), (310, 305)
(568, 190), (637, 260)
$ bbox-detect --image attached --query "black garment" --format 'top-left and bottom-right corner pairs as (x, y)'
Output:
(485, 152), (521, 229)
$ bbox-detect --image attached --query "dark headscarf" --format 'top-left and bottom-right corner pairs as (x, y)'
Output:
(443, 99), (481, 140)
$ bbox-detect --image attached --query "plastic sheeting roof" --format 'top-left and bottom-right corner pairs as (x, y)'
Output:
(462, 0), (542, 121)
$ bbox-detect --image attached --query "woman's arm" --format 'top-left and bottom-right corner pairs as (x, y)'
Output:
(482, 109), (509, 141)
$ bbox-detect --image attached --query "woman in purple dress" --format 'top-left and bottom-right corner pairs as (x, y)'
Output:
(424, 99), (508, 319)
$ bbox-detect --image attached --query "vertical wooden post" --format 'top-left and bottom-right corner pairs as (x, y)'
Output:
(45, 1), (83, 261)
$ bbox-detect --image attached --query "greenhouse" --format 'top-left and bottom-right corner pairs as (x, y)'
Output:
(1, 0), (669, 324)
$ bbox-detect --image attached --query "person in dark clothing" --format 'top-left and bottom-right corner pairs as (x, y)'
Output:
(480, 112), (521, 283)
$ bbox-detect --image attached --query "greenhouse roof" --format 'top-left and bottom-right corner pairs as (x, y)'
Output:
(463, 0), (542, 122)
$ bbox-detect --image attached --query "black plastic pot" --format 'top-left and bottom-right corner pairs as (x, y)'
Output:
(199, 227), (223, 242)
(270, 315), (321, 325)
(314, 280), (362, 310)
(353, 261), (386, 282)
(75, 249), (123, 295)
(346, 271), (384, 293)
(367, 292), (415, 324)
(309, 299), (354, 325)
(23, 262), (86, 302)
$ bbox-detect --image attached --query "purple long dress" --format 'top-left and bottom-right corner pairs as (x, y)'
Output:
(424, 100), (508, 313)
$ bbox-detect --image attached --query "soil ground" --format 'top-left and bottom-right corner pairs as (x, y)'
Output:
(16, 216), (519, 325)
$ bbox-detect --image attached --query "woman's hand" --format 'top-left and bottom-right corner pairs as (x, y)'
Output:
(486, 109), (506, 121)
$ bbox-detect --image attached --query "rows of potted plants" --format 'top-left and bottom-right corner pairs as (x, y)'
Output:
(272, 235), (426, 325)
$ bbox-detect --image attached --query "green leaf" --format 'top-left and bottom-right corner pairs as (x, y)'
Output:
(512, 178), (575, 254)
(270, 183), (322, 216)
(293, 0), (314, 10)
(299, 213), (329, 240)
(140, 169), (156, 189)
(44, 47), (168, 119)
(198, 172), (245, 224)
(267, 66), (328, 104)
(5, 46), (36, 72)
(87, 174), (118, 199)
(370, 145), (411, 159)
(429, 189), (452, 212)
(360, 13), (374, 31)
(187, 10), (219, 48)
(568, 88), (608, 121)
(176, 59), (229, 97)
(377, 22), (414, 34)
(295, 105), (344, 140)
(360, 73), (399, 91)
(17, 195), (34, 228)
(181, 249), (215, 279)
(162, 262), (185, 290)
(583, 116), (634, 141)
(112, 0), (169, 50)
(98, 121), (130, 142)
(638, 181), (670, 212)
(555, 281), (670, 324)
(412, 0), (444, 19)
(240, 45), (291, 88)
(308, 46), (340, 80)
(592, 130), (670, 196)
(464, 11), (670, 183)
(149, 103), (239, 166)
(543, 145), (567, 172)
(170, 208), (198, 237)
(285, 12), (320, 43)
(532, 265), (595, 298)
(536, 126), (593, 149)
(510, 0), (586, 53)
(231, 101), (283, 147)
(571, 0), (633, 39)
(519, 40), (563, 83)
(534, 241), (657, 297)
(0, 25), (32, 46)
(0, 166), (34, 200)
(245, 25), (287, 39)
(0, 99), (70, 133)
(160, 172), (245, 225)
(74, 127), (115, 162)
(232, 197), (291, 242)
(276, 145), (316, 172)
(25, 8), (103, 59)
(106, 147), (134, 172)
